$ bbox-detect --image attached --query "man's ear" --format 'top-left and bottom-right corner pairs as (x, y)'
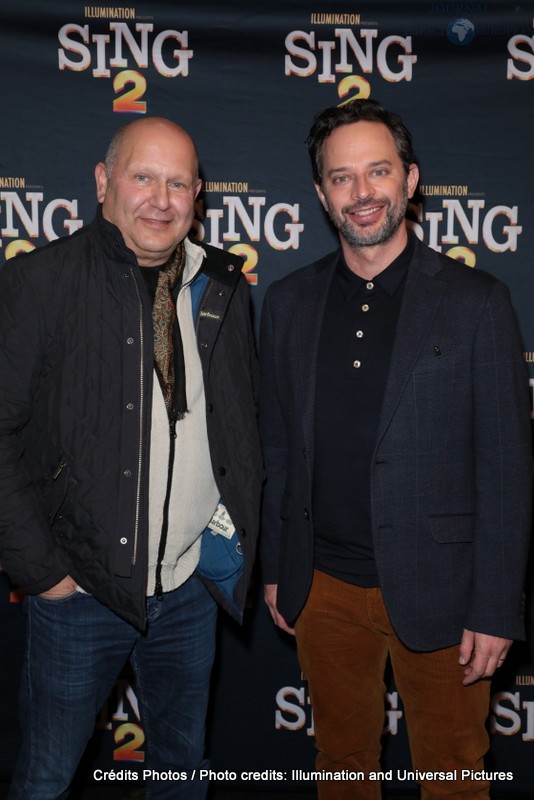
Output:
(406, 163), (419, 200)
(314, 182), (327, 212)
(95, 162), (109, 203)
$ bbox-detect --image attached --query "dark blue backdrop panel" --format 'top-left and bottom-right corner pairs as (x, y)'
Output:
(1, 0), (533, 795)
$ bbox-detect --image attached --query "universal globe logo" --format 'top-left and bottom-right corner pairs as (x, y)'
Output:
(447, 18), (475, 46)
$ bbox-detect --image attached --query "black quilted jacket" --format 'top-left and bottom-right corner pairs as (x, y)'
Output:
(0, 210), (262, 630)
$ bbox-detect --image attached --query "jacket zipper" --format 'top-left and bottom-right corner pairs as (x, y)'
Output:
(154, 410), (178, 598)
(131, 269), (145, 566)
(52, 461), (67, 480)
(49, 460), (69, 525)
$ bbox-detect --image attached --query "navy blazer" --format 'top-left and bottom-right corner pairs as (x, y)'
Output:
(260, 237), (532, 651)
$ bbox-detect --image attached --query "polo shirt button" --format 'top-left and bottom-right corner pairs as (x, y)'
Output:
(366, 282), (374, 290)
(356, 330), (364, 338)
(353, 360), (361, 368)
(362, 304), (369, 312)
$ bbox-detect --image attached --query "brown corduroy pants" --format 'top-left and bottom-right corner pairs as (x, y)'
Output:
(295, 570), (490, 800)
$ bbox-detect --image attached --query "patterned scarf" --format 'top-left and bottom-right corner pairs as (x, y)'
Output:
(152, 243), (187, 418)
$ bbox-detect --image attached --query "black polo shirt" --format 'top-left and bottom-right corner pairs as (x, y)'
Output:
(313, 235), (414, 587)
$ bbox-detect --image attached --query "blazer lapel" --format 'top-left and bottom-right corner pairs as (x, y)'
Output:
(375, 243), (448, 447)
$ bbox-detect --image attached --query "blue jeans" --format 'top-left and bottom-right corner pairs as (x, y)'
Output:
(8, 574), (217, 800)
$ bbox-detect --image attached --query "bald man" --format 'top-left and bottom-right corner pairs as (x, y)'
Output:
(0, 118), (262, 800)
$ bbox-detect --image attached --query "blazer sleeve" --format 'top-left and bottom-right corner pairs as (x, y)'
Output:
(465, 279), (532, 639)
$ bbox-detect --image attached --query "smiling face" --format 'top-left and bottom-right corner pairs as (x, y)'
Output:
(316, 120), (419, 255)
(95, 118), (201, 267)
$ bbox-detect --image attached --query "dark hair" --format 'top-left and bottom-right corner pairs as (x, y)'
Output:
(306, 99), (416, 185)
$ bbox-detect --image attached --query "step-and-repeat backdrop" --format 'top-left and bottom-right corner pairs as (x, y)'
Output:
(1, 0), (534, 795)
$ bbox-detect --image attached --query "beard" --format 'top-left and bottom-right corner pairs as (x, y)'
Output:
(325, 182), (409, 249)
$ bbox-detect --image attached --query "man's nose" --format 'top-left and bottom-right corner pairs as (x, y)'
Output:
(351, 175), (373, 200)
(151, 182), (171, 209)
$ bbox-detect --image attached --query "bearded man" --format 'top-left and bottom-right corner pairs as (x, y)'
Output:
(260, 99), (532, 800)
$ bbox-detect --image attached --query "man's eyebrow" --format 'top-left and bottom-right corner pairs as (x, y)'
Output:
(326, 159), (393, 176)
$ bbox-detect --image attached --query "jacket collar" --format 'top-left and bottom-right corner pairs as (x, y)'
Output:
(92, 207), (243, 289)
(92, 205), (138, 265)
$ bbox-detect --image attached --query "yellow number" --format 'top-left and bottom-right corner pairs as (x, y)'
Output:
(337, 75), (371, 107)
(4, 240), (36, 260)
(229, 243), (258, 286)
(445, 246), (476, 268)
(113, 70), (147, 114)
(113, 723), (145, 761)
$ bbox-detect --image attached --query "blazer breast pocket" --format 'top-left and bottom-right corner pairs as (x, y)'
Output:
(412, 343), (466, 375)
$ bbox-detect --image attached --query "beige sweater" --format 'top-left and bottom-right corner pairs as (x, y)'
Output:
(146, 239), (219, 596)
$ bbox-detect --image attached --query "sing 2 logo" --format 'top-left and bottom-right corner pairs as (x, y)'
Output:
(57, 21), (193, 113)
(285, 27), (418, 106)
